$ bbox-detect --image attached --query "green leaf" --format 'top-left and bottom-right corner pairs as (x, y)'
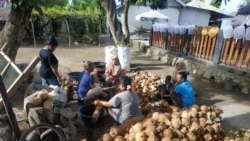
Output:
(28, 0), (43, 15)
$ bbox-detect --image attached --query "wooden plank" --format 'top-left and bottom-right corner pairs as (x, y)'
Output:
(227, 39), (236, 65)
(221, 38), (231, 64)
(197, 36), (204, 58)
(189, 35), (194, 55)
(179, 35), (184, 53)
(202, 35), (209, 59)
(0, 75), (21, 139)
(237, 40), (248, 67)
(195, 36), (202, 57)
(241, 41), (250, 69)
(206, 36), (212, 60)
(231, 39), (243, 65)
(209, 37), (217, 60)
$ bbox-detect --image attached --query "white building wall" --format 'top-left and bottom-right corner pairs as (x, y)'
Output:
(179, 8), (211, 26)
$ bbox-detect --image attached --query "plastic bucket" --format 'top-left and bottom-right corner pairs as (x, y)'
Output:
(93, 62), (106, 74)
(68, 72), (80, 81)
(79, 104), (103, 128)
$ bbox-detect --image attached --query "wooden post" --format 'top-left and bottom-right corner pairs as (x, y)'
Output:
(212, 30), (224, 66)
(227, 39), (235, 65)
(232, 39), (243, 65)
(30, 18), (37, 47)
(0, 75), (21, 139)
(64, 18), (71, 48)
(163, 29), (168, 50)
(237, 40), (248, 67)
(149, 27), (153, 46)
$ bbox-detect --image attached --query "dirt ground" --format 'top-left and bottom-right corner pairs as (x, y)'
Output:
(11, 36), (250, 140)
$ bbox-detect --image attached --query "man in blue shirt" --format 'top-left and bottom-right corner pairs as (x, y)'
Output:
(173, 71), (195, 107)
(77, 61), (106, 105)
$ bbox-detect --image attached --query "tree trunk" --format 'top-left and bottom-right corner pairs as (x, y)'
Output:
(122, 0), (130, 44)
(103, 0), (123, 45)
(0, 1), (33, 61)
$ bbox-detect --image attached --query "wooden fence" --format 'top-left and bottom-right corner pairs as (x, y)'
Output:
(150, 25), (250, 70)
(220, 38), (250, 69)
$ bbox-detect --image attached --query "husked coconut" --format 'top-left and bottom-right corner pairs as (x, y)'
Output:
(158, 100), (169, 107)
(171, 112), (181, 119)
(37, 90), (48, 100)
(187, 132), (196, 141)
(212, 105), (221, 115)
(181, 110), (190, 118)
(135, 131), (147, 141)
(145, 126), (157, 136)
(172, 118), (181, 129)
(191, 117), (198, 122)
(143, 118), (157, 127)
(152, 112), (160, 121)
(191, 104), (200, 112)
(181, 118), (191, 127)
(109, 127), (120, 138)
(157, 113), (169, 123)
(114, 136), (125, 141)
(147, 132), (159, 141)
(189, 122), (200, 132)
(180, 126), (188, 134)
(211, 124), (220, 133)
(103, 133), (112, 141)
(171, 106), (180, 112)
(203, 133), (213, 141)
(131, 122), (144, 133)
(32, 97), (43, 106)
(189, 110), (198, 118)
(163, 128), (173, 138)
(199, 117), (207, 128)
(157, 123), (168, 132)
(43, 100), (54, 109)
(206, 118), (213, 125)
(200, 105), (208, 113)
(161, 137), (172, 141)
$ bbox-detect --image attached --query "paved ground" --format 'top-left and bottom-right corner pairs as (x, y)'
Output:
(13, 36), (250, 136)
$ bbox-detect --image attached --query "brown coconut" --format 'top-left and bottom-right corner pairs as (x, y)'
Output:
(37, 90), (48, 100)
(109, 127), (120, 138)
(135, 131), (147, 141)
(187, 132), (197, 141)
(171, 112), (181, 119)
(163, 128), (173, 138)
(157, 113), (169, 123)
(200, 105), (208, 113)
(43, 100), (54, 109)
(203, 133), (213, 141)
(161, 137), (172, 141)
(181, 118), (191, 127)
(103, 133), (112, 141)
(131, 122), (144, 133)
(189, 122), (200, 132)
(114, 136), (125, 141)
(143, 118), (157, 127)
(180, 126), (188, 134)
(171, 118), (181, 130)
(32, 97), (43, 106)
(145, 126), (157, 136)
(199, 117), (207, 128)
(147, 132), (159, 141)
(152, 112), (160, 121)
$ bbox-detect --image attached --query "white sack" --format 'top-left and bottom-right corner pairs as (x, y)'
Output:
(234, 26), (245, 39)
(117, 46), (131, 71)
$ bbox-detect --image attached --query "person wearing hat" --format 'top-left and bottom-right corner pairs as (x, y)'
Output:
(77, 61), (106, 106)
(39, 35), (61, 86)
(105, 55), (125, 84)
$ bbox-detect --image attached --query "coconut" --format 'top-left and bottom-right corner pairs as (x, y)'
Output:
(181, 118), (191, 127)
(152, 112), (160, 121)
(180, 126), (188, 134)
(114, 136), (125, 141)
(157, 113), (169, 123)
(174, 129), (185, 138)
(189, 122), (200, 132)
(171, 118), (181, 129)
(163, 128), (173, 138)
(37, 90), (48, 100)
(131, 122), (144, 133)
(43, 100), (54, 109)
(181, 110), (190, 118)
(156, 123), (168, 132)
(103, 133), (112, 141)
(211, 124), (220, 133)
(191, 104), (200, 112)
(187, 132), (197, 141)
(109, 127), (120, 138)
(147, 132), (159, 141)
(161, 137), (172, 141)
(200, 105), (208, 112)
(171, 112), (181, 119)
(32, 97), (42, 106)
(143, 118), (157, 127)
(199, 117), (207, 128)
(145, 126), (157, 136)
(135, 131), (147, 141)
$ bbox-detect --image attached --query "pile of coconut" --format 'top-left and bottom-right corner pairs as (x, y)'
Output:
(99, 104), (225, 141)
(131, 71), (170, 115)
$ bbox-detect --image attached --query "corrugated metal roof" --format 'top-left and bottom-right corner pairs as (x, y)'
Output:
(187, 0), (228, 15)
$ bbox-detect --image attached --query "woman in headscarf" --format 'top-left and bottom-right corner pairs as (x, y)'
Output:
(171, 60), (188, 84)
(105, 55), (125, 84)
